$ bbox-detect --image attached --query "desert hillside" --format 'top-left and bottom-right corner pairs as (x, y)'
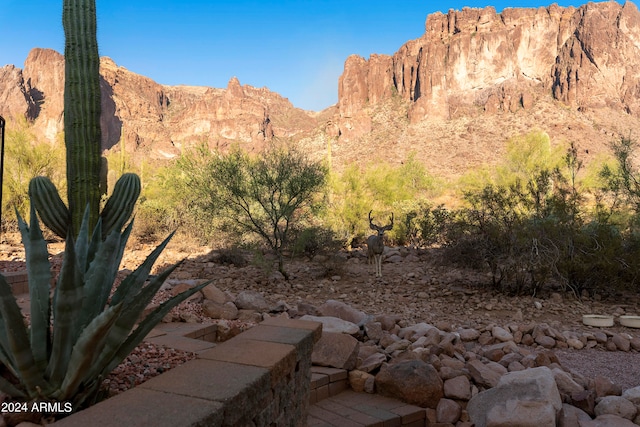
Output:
(1, 1), (640, 177)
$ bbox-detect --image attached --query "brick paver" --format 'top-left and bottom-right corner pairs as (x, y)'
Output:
(308, 390), (426, 427)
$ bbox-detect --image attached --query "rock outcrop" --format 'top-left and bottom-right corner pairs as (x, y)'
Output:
(337, 1), (640, 140)
(0, 48), (318, 161)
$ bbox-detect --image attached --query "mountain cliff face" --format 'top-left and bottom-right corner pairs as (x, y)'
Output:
(0, 48), (318, 160)
(336, 1), (640, 144)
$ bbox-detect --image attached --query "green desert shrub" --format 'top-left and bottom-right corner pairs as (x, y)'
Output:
(1, 119), (65, 225)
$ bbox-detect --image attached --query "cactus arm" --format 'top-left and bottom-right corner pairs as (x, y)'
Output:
(28, 176), (70, 239)
(100, 173), (141, 238)
(17, 206), (52, 372)
(63, 0), (102, 237)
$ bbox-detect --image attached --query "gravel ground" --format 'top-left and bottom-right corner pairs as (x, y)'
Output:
(556, 348), (640, 391)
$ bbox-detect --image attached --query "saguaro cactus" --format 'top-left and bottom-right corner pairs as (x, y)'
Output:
(63, 0), (102, 237)
(31, 0), (139, 240)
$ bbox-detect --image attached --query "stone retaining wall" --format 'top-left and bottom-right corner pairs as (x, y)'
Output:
(51, 317), (322, 427)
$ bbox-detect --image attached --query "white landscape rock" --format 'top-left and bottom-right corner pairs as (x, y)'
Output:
(300, 315), (360, 335)
(594, 396), (637, 420)
(467, 366), (562, 427)
(491, 326), (514, 342)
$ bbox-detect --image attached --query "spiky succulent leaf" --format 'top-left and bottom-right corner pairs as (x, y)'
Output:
(73, 206), (94, 273)
(79, 229), (123, 330)
(57, 302), (122, 401)
(0, 275), (50, 398)
(104, 281), (210, 375)
(102, 220), (134, 307)
(46, 233), (84, 385)
(88, 259), (182, 381)
(17, 206), (52, 371)
(110, 230), (175, 307)
(0, 374), (26, 398)
(0, 292), (19, 375)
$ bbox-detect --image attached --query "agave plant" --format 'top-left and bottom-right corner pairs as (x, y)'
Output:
(0, 204), (208, 409)
(0, 0), (209, 412)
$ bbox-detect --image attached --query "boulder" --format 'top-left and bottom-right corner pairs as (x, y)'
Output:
(358, 352), (387, 373)
(558, 403), (592, 427)
(444, 375), (472, 400)
(364, 321), (384, 342)
(300, 315), (359, 335)
(492, 326), (513, 342)
(467, 359), (503, 388)
(348, 370), (375, 393)
(436, 398), (461, 424)
(202, 300), (238, 320)
(594, 396), (637, 420)
(571, 390), (597, 417)
(580, 414), (638, 426)
(621, 386), (640, 405)
(234, 290), (269, 311)
(553, 368), (585, 395)
(595, 376), (622, 398)
(318, 300), (370, 325)
(201, 284), (229, 304)
(467, 366), (562, 427)
(375, 360), (444, 408)
(311, 332), (359, 370)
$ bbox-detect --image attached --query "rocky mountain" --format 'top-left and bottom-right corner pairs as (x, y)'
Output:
(326, 0), (640, 176)
(0, 48), (320, 161)
(2, 1), (640, 177)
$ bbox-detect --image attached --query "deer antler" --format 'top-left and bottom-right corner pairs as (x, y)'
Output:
(369, 210), (394, 231)
(369, 210), (379, 230)
(383, 213), (394, 231)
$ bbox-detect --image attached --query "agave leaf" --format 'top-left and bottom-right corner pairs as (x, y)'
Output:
(18, 206), (52, 371)
(46, 233), (84, 386)
(110, 230), (175, 307)
(73, 206), (93, 273)
(0, 374), (26, 398)
(0, 305), (18, 375)
(0, 274), (50, 398)
(87, 260), (182, 381)
(104, 280), (210, 375)
(56, 302), (122, 401)
(79, 229), (122, 329)
(99, 220), (134, 310)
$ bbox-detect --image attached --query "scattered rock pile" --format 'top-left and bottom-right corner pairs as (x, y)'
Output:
(173, 281), (640, 427)
(301, 300), (640, 426)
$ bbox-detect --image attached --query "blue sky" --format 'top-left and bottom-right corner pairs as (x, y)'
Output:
(0, 1), (621, 111)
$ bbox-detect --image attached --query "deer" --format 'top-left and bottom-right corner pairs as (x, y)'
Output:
(367, 210), (394, 277)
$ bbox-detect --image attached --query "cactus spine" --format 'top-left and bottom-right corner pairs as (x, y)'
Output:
(63, 0), (102, 238)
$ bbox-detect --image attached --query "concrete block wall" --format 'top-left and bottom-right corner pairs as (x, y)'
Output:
(51, 317), (322, 427)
